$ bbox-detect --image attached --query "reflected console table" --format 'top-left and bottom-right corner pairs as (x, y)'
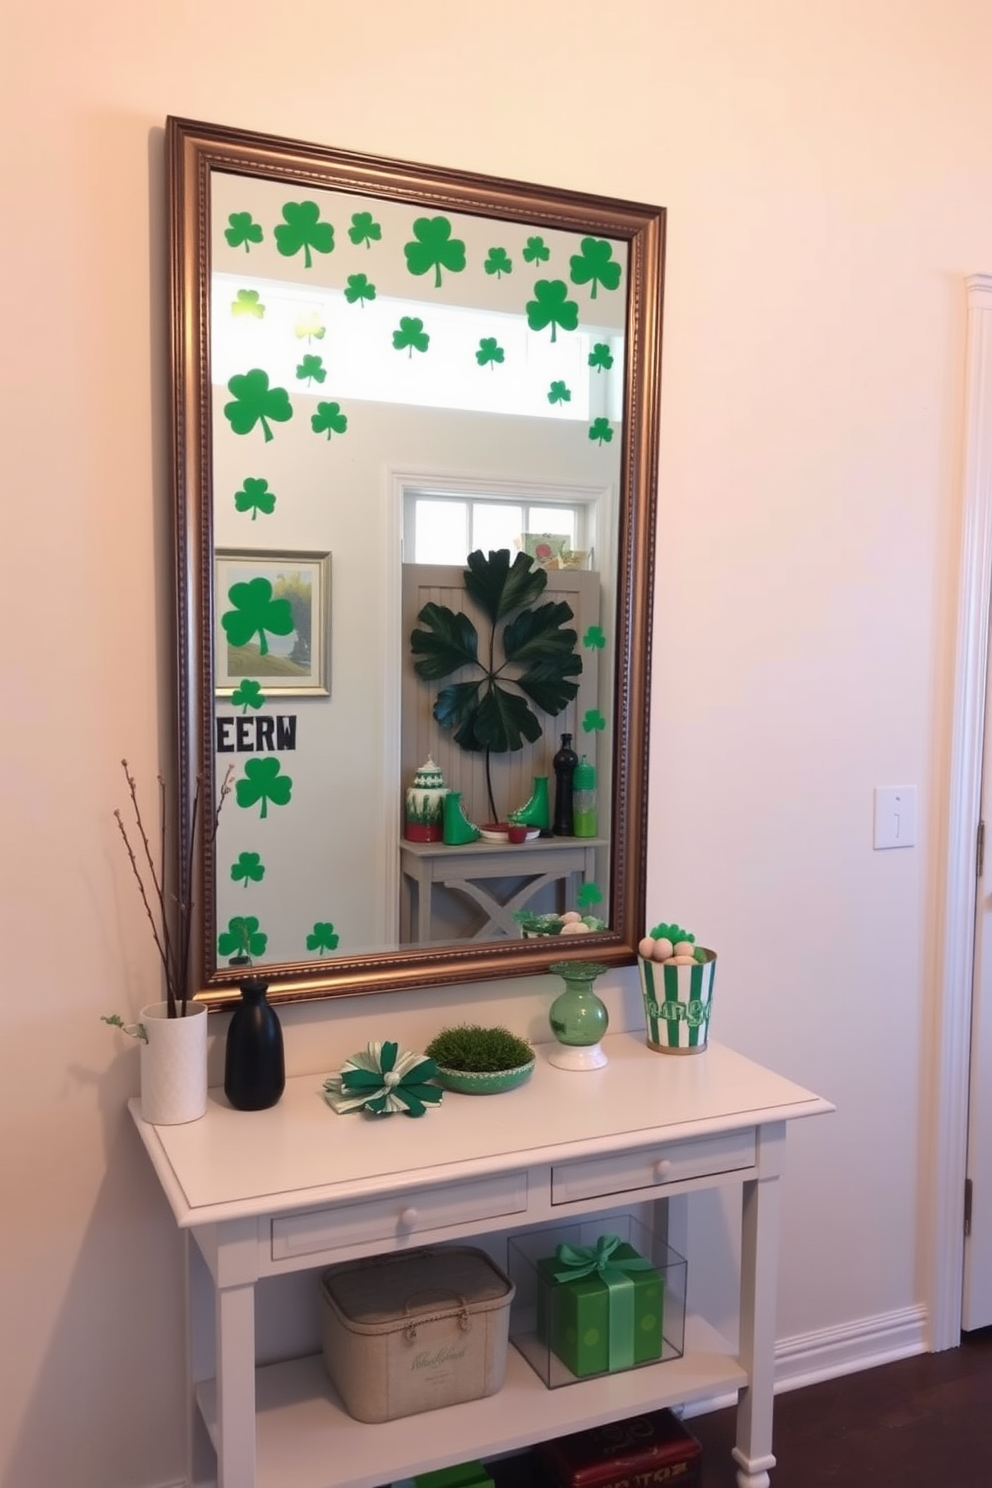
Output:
(129, 1035), (832, 1488)
(399, 836), (606, 941)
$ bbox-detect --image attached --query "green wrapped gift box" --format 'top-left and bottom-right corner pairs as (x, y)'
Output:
(536, 1234), (664, 1378)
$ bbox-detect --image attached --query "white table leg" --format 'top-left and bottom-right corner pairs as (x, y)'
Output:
(732, 1122), (785, 1488)
(216, 1279), (257, 1488)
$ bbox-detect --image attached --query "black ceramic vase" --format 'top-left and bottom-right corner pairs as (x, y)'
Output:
(224, 976), (285, 1110)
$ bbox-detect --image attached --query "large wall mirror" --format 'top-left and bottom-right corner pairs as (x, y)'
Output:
(168, 116), (665, 1006)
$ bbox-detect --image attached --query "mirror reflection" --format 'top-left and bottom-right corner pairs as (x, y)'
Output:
(169, 117), (664, 1003)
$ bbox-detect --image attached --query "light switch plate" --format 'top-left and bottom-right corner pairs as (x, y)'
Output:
(873, 785), (917, 849)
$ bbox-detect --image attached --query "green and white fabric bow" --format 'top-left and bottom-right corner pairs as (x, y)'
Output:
(553, 1233), (654, 1284)
(323, 1040), (443, 1117)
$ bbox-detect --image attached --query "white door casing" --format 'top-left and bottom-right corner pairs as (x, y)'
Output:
(932, 274), (992, 1345)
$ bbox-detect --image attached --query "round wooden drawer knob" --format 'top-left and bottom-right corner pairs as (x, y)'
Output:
(654, 1159), (672, 1179)
(398, 1207), (419, 1228)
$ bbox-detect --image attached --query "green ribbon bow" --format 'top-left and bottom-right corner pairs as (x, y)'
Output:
(553, 1234), (654, 1369)
(323, 1040), (443, 1117)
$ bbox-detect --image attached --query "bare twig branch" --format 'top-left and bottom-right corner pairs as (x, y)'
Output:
(115, 758), (236, 1018)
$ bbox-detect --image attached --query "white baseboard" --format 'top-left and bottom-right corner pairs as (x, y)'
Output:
(772, 1303), (927, 1393)
(682, 1303), (928, 1420)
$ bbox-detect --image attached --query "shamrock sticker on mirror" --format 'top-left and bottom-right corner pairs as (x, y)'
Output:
(296, 355), (326, 386)
(348, 210), (381, 248)
(225, 212), (263, 251)
(307, 922), (340, 954)
(218, 915), (268, 960)
(231, 288), (265, 319)
(274, 200), (334, 268)
(224, 370), (293, 442)
(235, 758), (293, 819)
(230, 679), (266, 714)
(404, 216), (466, 288)
(230, 852), (266, 887)
(569, 237), (622, 299)
(526, 280), (579, 343)
(233, 477), (276, 521)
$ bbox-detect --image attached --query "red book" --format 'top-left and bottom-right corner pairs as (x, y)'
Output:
(534, 1409), (702, 1488)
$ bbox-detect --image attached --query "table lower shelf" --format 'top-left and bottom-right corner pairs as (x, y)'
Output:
(195, 1315), (744, 1488)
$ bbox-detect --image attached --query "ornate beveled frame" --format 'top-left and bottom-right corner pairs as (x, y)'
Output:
(168, 115), (665, 1005)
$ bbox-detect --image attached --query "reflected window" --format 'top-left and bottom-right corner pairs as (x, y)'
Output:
(404, 486), (590, 566)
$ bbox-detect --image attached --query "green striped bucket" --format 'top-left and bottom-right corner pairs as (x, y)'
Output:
(638, 950), (717, 1054)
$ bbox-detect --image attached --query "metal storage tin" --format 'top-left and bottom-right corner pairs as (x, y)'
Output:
(320, 1245), (515, 1422)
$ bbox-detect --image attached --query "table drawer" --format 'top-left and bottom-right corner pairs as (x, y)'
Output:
(271, 1170), (529, 1261)
(551, 1129), (756, 1204)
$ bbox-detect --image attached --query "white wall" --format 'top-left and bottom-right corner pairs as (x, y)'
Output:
(4, 1), (992, 1483)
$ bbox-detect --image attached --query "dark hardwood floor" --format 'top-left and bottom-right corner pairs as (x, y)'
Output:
(488, 1330), (992, 1488)
(689, 1329), (992, 1486)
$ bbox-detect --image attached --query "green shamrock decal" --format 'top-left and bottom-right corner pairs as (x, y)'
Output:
(296, 354), (326, 386)
(588, 418), (614, 445)
(348, 210), (382, 247)
(235, 757), (293, 819)
(583, 625), (607, 649)
(484, 247), (513, 278)
(223, 370), (293, 442)
(231, 288), (264, 319)
(393, 316), (430, 356)
(589, 342), (614, 372)
(569, 237), (622, 299)
(218, 915), (268, 959)
(231, 851), (266, 887)
(476, 337), (504, 368)
(403, 216), (466, 288)
(526, 280), (579, 343)
(344, 272), (376, 307)
(311, 401), (348, 439)
(522, 235), (550, 264)
(295, 311), (326, 342)
(233, 477), (275, 521)
(222, 577), (294, 657)
(548, 380), (571, 405)
(225, 212), (263, 251)
(582, 708), (607, 733)
(231, 679), (265, 713)
(577, 881), (603, 908)
(307, 921), (340, 953)
(274, 201), (334, 269)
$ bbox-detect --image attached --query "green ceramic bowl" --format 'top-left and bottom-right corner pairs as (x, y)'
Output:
(434, 1060), (536, 1095)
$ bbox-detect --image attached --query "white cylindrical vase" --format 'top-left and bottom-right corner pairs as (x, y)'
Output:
(139, 1001), (208, 1124)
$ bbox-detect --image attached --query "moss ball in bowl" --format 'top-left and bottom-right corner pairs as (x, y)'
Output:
(424, 1024), (535, 1095)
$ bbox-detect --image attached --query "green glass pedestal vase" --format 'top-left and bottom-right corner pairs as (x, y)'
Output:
(547, 960), (610, 1070)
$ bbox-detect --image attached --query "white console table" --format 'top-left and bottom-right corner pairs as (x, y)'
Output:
(129, 1035), (831, 1488)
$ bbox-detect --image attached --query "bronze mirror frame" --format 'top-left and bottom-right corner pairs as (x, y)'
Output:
(168, 115), (665, 1006)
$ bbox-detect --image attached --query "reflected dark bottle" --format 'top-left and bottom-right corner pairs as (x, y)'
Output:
(553, 732), (578, 836)
(224, 973), (285, 1111)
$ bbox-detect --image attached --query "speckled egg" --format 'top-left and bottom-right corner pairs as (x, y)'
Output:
(673, 940), (696, 958)
(651, 937), (674, 962)
(669, 953), (697, 965)
(638, 936), (657, 959)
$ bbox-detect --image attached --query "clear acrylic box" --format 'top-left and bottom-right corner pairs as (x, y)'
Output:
(507, 1212), (686, 1388)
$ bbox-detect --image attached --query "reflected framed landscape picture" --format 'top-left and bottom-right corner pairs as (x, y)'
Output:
(215, 549), (331, 695)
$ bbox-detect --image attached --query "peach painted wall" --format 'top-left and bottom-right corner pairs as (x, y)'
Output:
(4, 2), (992, 1483)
